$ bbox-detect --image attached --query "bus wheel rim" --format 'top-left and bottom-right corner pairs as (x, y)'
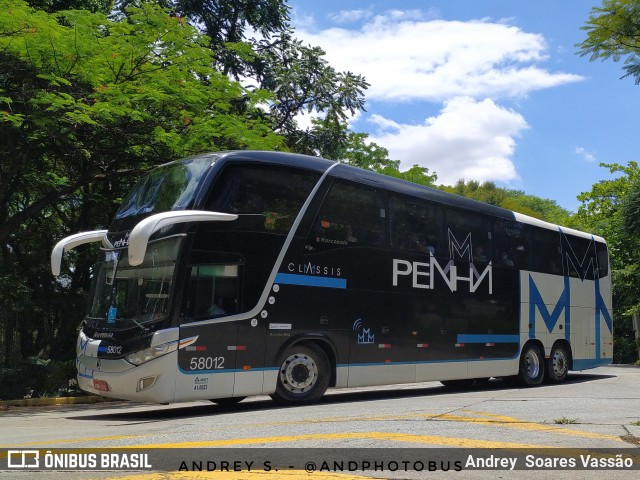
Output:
(280, 353), (318, 393)
(551, 349), (567, 377)
(525, 349), (540, 379)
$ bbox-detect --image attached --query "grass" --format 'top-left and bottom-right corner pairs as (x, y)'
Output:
(553, 417), (579, 425)
(630, 420), (640, 426)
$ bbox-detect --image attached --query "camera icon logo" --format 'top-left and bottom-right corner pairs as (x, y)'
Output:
(7, 450), (40, 468)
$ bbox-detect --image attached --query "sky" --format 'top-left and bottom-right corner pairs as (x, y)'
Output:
(288, 0), (637, 212)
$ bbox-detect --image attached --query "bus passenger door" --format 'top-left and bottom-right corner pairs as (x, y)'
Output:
(234, 318), (269, 397)
(176, 262), (242, 402)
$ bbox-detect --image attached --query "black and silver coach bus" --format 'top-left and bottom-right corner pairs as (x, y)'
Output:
(51, 151), (613, 404)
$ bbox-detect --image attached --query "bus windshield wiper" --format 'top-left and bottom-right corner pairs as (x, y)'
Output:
(127, 316), (149, 334)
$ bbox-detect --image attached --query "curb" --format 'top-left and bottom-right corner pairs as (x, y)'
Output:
(0, 395), (116, 409)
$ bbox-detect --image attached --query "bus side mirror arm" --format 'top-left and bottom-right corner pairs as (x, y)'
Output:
(51, 230), (110, 276)
(128, 210), (238, 266)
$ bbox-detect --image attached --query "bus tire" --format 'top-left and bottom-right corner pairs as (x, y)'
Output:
(518, 343), (544, 387)
(210, 397), (246, 407)
(271, 343), (330, 405)
(546, 344), (569, 383)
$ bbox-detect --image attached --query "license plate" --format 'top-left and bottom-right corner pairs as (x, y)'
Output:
(93, 379), (109, 392)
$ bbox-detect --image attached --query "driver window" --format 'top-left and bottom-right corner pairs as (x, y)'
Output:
(183, 264), (240, 320)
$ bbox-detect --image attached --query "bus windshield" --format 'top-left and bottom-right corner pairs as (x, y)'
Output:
(85, 237), (182, 331)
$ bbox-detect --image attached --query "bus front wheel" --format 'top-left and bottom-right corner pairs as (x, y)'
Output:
(518, 344), (545, 387)
(271, 343), (330, 405)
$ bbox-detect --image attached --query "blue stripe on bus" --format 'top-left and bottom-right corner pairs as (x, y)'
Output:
(572, 358), (612, 370)
(456, 334), (520, 344)
(340, 353), (521, 368)
(179, 367), (279, 375)
(274, 273), (347, 289)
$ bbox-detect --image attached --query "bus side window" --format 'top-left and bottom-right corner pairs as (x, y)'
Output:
(307, 180), (386, 251)
(493, 219), (525, 269)
(183, 264), (240, 320)
(445, 208), (492, 264)
(596, 242), (609, 278)
(528, 228), (562, 275)
(388, 194), (442, 256)
(562, 234), (597, 280)
(207, 165), (320, 233)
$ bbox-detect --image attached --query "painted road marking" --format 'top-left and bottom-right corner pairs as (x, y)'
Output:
(1, 409), (623, 450)
(130, 431), (553, 449)
(459, 410), (623, 442)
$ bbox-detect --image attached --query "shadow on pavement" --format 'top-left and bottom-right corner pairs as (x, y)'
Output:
(63, 372), (616, 423)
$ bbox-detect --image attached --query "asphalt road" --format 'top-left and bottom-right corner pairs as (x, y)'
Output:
(1, 365), (639, 479)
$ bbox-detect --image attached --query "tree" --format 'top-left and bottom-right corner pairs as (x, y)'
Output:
(305, 124), (438, 186)
(577, 1), (640, 362)
(155, 0), (291, 78)
(121, 2), (371, 159)
(439, 180), (571, 223)
(258, 32), (369, 142)
(0, 0), (283, 370)
(25, 0), (114, 12)
(571, 162), (640, 363)
(577, 0), (640, 84)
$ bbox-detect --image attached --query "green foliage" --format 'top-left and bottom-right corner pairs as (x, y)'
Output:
(317, 127), (437, 186)
(0, 359), (80, 399)
(577, 2), (640, 361)
(259, 31), (369, 152)
(553, 417), (579, 425)
(136, 2), (371, 159)
(0, 0), (284, 244)
(162, 0), (291, 77)
(621, 180), (640, 237)
(2, 3), (280, 212)
(26, 0), (114, 13)
(577, 0), (640, 84)
(383, 164), (438, 187)
(439, 180), (571, 223)
(572, 162), (640, 363)
(0, 0), (285, 384)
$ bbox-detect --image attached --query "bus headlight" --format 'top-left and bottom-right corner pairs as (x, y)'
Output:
(125, 341), (178, 366)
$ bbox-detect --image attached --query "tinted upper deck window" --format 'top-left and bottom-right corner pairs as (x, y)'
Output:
(445, 207), (493, 264)
(207, 164), (320, 233)
(388, 193), (443, 257)
(494, 219), (526, 269)
(562, 234), (598, 281)
(526, 227), (562, 275)
(307, 179), (386, 251)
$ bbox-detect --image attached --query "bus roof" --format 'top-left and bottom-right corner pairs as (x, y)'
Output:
(189, 151), (604, 243)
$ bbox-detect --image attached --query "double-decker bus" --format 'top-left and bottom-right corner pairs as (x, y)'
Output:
(51, 151), (613, 405)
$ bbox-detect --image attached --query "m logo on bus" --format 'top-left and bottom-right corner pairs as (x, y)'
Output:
(353, 319), (375, 344)
(392, 230), (492, 294)
(561, 233), (598, 281)
(528, 274), (570, 338)
(448, 229), (472, 261)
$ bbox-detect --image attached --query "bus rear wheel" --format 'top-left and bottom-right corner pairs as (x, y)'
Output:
(271, 343), (330, 405)
(545, 344), (569, 383)
(518, 344), (545, 387)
